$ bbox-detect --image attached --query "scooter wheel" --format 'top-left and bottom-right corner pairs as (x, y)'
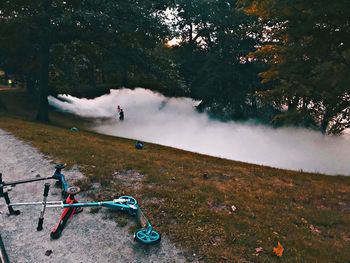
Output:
(134, 229), (161, 245)
(66, 186), (80, 195)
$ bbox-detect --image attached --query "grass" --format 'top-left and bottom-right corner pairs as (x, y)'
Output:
(1, 89), (350, 262)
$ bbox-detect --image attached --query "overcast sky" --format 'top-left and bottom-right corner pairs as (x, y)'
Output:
(49, 88), (350, 176)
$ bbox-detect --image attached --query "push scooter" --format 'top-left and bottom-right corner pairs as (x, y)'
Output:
(0, 164), (69, 215)
(8, 185), (161, 245)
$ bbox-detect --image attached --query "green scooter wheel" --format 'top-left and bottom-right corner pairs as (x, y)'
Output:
(134, 229), (161, 244)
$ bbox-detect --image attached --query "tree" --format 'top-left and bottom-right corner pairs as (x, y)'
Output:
(239, 0), (350, 133)
(168, 0), (263, 120)
(0, 14), (40, 98)
(0, 0), (171, 122)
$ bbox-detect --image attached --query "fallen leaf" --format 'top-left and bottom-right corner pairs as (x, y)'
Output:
(255, 247), (263, 253)
(309, 224), (321, 234)
(273, 242), (284, 257)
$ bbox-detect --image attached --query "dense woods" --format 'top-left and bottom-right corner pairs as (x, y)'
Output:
(0, 0), (349, 133)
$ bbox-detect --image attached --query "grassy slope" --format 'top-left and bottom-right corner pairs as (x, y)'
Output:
(0, 89), (349, 262)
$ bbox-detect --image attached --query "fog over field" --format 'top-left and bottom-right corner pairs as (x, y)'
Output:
(49, 88), (350, 176)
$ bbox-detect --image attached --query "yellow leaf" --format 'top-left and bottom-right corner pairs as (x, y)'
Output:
(273, 242), (284, 257)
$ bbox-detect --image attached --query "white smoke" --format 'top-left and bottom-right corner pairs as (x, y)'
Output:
(49, 88), (350, 176)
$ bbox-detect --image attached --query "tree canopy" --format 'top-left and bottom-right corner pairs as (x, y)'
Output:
(1, 0), (349, 133)
(238, 0), (350, 133)
(0, 0), (172, 121)
(167, 0), (263, 120)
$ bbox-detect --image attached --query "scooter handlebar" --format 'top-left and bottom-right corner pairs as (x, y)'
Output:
(43, 183), (50, 197)
(37, 218), (44, 231)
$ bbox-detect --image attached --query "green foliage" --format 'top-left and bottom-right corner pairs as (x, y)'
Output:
(1, 0), (349, 131)
(0, 0), (177, 119)
(168, 0), (264, 120)
(239, 0), (350, 133)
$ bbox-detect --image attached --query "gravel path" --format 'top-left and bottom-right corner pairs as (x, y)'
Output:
(0, 129), (187, 263)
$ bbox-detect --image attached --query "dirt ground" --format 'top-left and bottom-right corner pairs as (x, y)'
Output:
(0, 129), (188, 262)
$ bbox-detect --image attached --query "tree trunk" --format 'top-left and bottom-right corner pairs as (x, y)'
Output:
(88, 64), (96, 88)
(320, 118), (329, 134)
(36, 42), (50, 123)
(287, 96), (299, 111)
(26, 75), (38, 100)
(4, 71), (9, 84)
(36, 0), (52, 123)
(121, 64), (128, 87)
(0, 97), (6, 110)
(320, 107), (332, 134)
(101, 68), (105, 84)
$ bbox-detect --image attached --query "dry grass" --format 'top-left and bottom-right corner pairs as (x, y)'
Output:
(0, 89), (349, 262)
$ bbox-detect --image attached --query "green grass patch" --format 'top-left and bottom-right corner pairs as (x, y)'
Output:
(1, 89), (350, 262)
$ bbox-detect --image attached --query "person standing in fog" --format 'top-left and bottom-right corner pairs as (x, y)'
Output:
(119, 108), (124, 121)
